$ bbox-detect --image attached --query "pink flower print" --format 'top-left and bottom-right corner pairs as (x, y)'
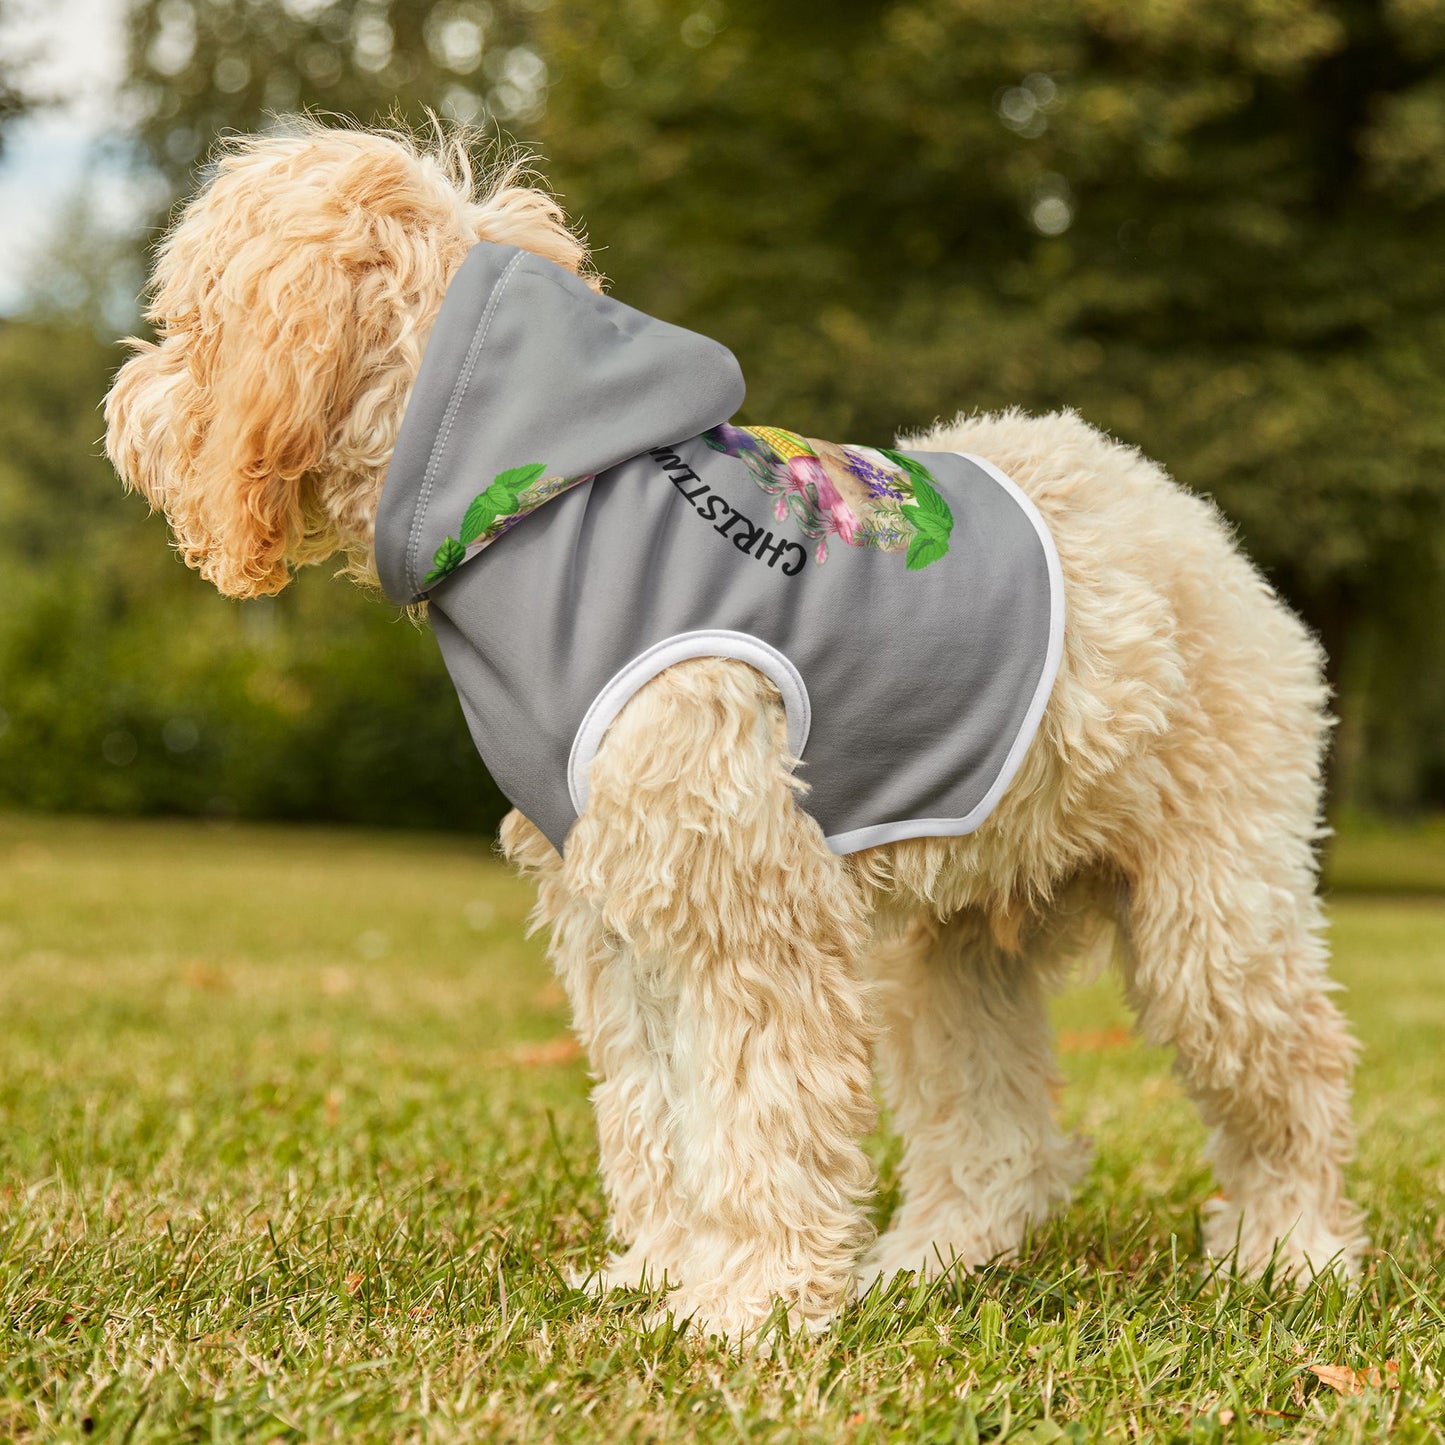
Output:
(774, 494), (789, 522)
(784, 454), (823, 502)
(825, 501), (862, 544)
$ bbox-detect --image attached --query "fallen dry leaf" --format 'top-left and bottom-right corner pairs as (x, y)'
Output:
(320, 967), (353, 997)
(1309, 1362), (1399, 1395)
(181, 962), (229, 992)
(344, 1273), (365, 1296)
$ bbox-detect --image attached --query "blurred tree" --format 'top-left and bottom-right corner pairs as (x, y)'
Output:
(533, 0), (1445, 808)
(28, 0), (1440, 820)
(0, 0), (560, 831)
(0, 0), (38, 152)
(0, 316), (509, 830)
(124, 0), (548, 192)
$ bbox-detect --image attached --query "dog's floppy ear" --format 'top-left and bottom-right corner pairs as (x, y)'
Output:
(105, 129), (422, 600)
(180, 240), (353, 598)
(106, 234), (352, 600)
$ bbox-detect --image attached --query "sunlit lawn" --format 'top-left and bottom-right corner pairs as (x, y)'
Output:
(2, 813), (1443, 1442)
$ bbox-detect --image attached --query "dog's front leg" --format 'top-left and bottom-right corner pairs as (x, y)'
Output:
(565, 658), (878, 1343)
(501, 809), (685, 1289)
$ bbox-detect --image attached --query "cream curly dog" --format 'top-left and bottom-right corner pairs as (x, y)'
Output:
(105, 124), (1365, 1342)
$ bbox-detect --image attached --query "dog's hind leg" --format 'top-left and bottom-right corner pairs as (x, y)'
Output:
(859, 909), (1089, 1289)
(1119, 828), (1365, 1280)
(1104, 578), (1365, 1279)
(564, 658), (878, 1342)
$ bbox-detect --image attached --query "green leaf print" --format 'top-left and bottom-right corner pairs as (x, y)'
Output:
(902, 477), (953, 568)
(425, 535), (467, 585)
(459, 463), (549, 545)
(908, 475), (953, 537)
(459, 494), (502, 546)
(878, 449), (953, 568)
(493, 463), (548, 495)
(880, 448), (943, 494)
(905, 532), (951, 570)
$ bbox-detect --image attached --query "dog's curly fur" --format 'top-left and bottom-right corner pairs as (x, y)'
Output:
(105, 122), (1366, 1342)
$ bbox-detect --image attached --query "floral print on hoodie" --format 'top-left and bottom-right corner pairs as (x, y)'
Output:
(425, 463), (590, 586)
(424, 425), (957, 588)
(701, 424), (955, 568)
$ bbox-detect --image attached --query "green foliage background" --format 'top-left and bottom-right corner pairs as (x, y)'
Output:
(2, 0), (1443, 826)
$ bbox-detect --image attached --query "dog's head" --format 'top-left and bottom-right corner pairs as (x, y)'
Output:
(105, 122), (590, 598)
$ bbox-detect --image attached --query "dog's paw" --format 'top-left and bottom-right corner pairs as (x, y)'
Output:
(570, 1245), (675, 1296)
(860, 1132), (1092, 1295)
(645, 1287), (836, 1350)
(1202, 1196), (1367, 1282)
(859, 1197), (1056, 1290)
(856, 1232), (995, 1296)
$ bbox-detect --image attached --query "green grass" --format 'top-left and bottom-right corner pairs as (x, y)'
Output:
(2, 813), (1443, 1443)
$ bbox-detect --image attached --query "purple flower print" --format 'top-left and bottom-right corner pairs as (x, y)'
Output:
(709, 422), (764, 457)
(843, 447), (908, 500)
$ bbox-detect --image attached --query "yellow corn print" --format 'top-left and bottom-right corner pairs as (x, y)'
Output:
(743, 425), (817, 463)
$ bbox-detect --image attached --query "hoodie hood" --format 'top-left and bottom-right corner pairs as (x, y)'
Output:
(375, 243), (746, 604)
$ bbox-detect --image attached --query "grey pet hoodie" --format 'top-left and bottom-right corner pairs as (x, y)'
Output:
(375, 243), (1063, 855)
